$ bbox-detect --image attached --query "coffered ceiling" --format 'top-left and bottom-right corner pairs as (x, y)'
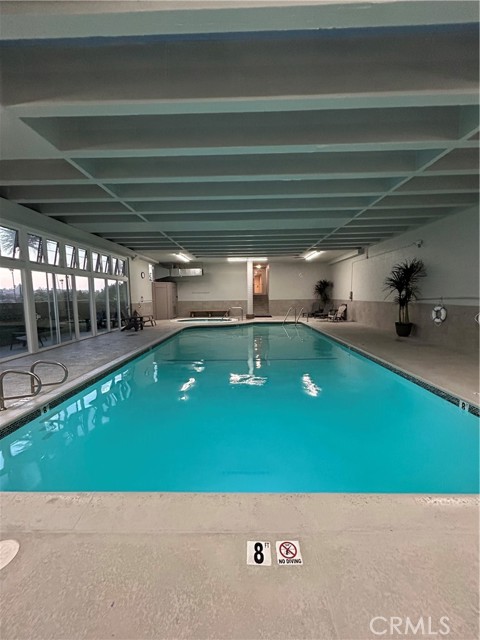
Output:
(0, 1), (478, 262)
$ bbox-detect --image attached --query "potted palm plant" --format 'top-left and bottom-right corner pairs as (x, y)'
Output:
(314, 279), (333, 308)
(384, 258), (426, 337)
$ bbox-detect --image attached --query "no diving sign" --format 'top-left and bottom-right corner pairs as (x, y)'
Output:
(276, 540), (303, 565)
(246, 540), (303, 566)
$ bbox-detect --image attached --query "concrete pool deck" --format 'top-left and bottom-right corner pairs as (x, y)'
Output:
(1, 319), (479, 639)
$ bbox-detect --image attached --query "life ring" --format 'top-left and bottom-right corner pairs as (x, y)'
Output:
(432, 305), (447, 325)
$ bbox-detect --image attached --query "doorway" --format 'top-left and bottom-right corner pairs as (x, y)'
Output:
(252, 263), (270, 316)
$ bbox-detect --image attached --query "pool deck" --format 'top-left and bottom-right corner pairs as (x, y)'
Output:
(1, 319), (479, 639)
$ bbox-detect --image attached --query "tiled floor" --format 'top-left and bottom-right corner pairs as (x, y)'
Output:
(1, 319), (479, 640)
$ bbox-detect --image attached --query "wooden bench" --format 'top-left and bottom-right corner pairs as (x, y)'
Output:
(190, 310), (227, 318)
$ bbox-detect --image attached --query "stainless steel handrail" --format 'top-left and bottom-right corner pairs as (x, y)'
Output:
(283, 306), (293, 324)
(223, 306), (244, 321)
(0, 370), (43, 411)
(30, 361), (69, 393)
(295, 307), (304, 325)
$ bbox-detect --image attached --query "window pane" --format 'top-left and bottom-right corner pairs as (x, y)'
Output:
(94, 278), (107, 332)
(46, 239), (60, 266)
(78, 248), (88, 270)
(120, 259), (126, 276)
(92, 252), (100, 272)
(65, 244), (77, 269)
(32, 271), (59, 349)
(119, 281), (129, 323)
(0, 267), (27, 357)
(148, 264), (154, 281)
(75, 276), (92, 337)
(112, 258), (119, 275)
(101, 255), (110, 274)
(56, 275), (74, 343)
(28, 234), (44, 263)
(108, 280), (119, 329)
(0, 226), (20, 259)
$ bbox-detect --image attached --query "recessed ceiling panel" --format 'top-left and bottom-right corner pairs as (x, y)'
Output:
(0, 8), (477, 260)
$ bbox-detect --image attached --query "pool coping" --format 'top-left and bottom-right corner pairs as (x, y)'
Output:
(0, 319), (478, 441)
(2, 491), (478, 534)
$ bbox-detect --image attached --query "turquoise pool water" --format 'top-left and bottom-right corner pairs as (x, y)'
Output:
(0, 324), (478, 492)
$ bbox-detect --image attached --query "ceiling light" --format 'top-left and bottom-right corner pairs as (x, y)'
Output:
(174, 253), (191, 263)
(227, 257), (247, 262)
(304, 250), (324, 261)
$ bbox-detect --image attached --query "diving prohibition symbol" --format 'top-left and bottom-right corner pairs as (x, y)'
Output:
(279, 541), (297, 559)
(276, 540), (303, 565)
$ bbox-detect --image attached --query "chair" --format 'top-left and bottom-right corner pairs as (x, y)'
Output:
(302, 301), (324, 318)
(328, 304), (347, 322)
(121, 310), (144, 332)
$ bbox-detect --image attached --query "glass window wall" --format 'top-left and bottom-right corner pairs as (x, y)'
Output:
(1, 223), (130, 360)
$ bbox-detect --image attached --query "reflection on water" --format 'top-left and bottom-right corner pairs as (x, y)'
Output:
(302, 373), (322, 397)
(179, 377), (196, 401)
(0, 369), (133, 490)
(1, 323), (477, 493)
(229, 373), (267, 387)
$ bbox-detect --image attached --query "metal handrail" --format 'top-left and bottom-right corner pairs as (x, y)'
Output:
(30, 361), (69, 393)
(0, 370), (43, 411)
(295, 307), (304, 324)
(223, 306), (244, 321)
(283, 306), (293, 324)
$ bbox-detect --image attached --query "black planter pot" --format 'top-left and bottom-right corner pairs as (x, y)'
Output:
(395, 322), (413, 337)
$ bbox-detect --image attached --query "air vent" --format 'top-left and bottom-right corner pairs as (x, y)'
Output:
(170, 268), (203, 277)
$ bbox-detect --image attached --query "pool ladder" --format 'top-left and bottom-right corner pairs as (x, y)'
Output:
(0, 361), (69, 411)
(283, 307), (304, 325)
(222, 306), (244, 321)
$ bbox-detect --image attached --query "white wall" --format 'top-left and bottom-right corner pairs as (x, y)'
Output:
(176, 262), (247, 301)
(129, 258), (154, 305)
(269, 262), (332, 299)
(331, 207), (479, 306)
(175, 261), (334, 302)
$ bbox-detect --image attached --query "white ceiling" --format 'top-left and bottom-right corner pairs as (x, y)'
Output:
(0, 1), (478, 264)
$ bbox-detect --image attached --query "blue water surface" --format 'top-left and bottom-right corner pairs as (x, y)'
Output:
(1, 324), (478, 492)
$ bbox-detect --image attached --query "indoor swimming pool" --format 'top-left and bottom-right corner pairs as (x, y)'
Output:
(0, 323), (478, 492)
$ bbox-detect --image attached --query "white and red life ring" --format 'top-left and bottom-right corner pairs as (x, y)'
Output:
(431, 305), (447, 325)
